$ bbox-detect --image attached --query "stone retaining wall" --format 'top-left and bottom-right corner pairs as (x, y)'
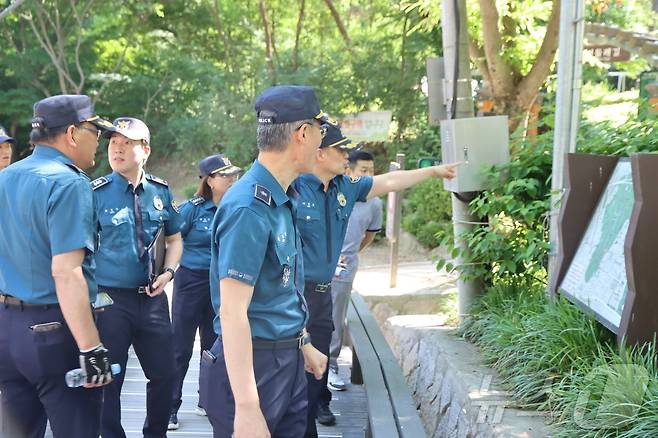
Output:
(372, 306), (550, 438)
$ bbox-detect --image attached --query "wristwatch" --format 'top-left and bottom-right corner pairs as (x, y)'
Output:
(300, 332), (312, 348)
(161, 267), (175, 280)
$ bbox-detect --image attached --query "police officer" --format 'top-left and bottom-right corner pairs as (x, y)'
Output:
(0, 125), (15, 171)
(168, 154), (241, 430)
(294, 124), (461, 436)
(92, 117), (183, 438)
(199, 85), (328, 438)
(0, 95), (115, 438)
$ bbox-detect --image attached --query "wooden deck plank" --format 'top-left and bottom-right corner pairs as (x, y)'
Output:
(27, 341), (368, 437)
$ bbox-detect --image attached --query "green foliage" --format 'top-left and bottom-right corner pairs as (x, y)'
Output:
(182, 184), (197, 200)
(467, 0), (556, 76)
(402, 179), (453, 248)
(0, 0), (444, 171)
(440, 108), (658, 284)
(462, 280), (658, 436)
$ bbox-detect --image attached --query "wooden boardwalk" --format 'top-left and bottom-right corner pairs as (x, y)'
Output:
(35, 342), (368, 437)
(120, 343), (368, 438)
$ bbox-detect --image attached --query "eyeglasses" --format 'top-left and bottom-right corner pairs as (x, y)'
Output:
(297, 122), (328, 139)
(77, 125), (101, 140)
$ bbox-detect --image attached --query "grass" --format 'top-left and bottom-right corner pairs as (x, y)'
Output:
(460, 280), (658, 437)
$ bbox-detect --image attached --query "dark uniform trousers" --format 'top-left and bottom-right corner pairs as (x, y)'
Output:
(0, 302), (103, 438)
(171, 266), (216, 411)
(303, 283), (334, 438)
(199, 338), (308, 438)
(96, 287), (175, 438)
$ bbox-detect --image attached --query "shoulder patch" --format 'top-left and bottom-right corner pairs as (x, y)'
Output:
(146, 174), (168, 186)
(254, 184), (272, 206)
(349, 176), (361, 184)
(190, 195), (205, 206)
(91, 176), (111, 190)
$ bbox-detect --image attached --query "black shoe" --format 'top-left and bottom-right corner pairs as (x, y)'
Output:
(316, 403), (336, 426)
(168, 412), (179, 430)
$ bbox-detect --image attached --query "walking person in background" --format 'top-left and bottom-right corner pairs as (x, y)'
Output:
(168, 153), (241, 430)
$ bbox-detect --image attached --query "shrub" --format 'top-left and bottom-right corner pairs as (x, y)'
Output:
(401, 179), (453, 248)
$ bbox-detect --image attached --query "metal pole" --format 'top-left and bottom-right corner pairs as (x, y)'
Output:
(548, 0), (585, 294)
(388, 154), (405, 288)
(441, 0), (480, 320)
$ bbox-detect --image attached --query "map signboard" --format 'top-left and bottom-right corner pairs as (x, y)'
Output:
(559, 159), (634, 332)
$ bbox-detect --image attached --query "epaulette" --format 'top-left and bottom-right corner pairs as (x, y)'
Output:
(190, 195), (205, 206)
(254, 184), (272, 206)
(146, 174), (168, 187)
(65, 163), (90, 179)
(91, 176), (111, 190)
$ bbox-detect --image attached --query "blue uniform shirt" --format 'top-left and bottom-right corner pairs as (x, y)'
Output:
(179, 196), (216, 270)
(0, 145), (97, 304)
(210, 160), (307, 340)
(293, 173), (373, 283)
(93, 171), (183, 288)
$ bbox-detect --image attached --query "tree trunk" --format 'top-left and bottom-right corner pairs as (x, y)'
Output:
(209, 0), (232, 70)
(322, 0), (351, 46)
(258, 0), (277, 83)
(474, 0), (561, 132)
(293, 0), (305, 71)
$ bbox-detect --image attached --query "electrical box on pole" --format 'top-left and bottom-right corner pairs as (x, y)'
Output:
(440, 116), (510, 192)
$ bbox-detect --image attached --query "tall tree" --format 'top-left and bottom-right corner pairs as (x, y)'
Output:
(469, 0), (561, 129)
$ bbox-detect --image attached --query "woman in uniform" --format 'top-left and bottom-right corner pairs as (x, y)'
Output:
(169, 154), (241, 430)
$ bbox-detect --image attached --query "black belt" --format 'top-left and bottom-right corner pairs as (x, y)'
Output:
(99, 285), (149, 294)
(0, 293), (58, 309)
(219, 334), (304, 350)
(306, 281), (331, 293)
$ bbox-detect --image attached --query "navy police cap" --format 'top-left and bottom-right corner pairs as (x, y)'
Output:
(31, 94), (115, 133)
(320, 123), (358, 150)
(255, 85), (330, 125)
(0, 125), (15, 144)
(199, 154), (241, 177)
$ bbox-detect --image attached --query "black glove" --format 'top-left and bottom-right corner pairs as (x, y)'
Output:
(79, 343), (113, 385)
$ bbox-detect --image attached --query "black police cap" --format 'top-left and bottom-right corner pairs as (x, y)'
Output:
(31, 94), (115, 133)
(255, 85), (330, 125)
(320, 123), (358, 150)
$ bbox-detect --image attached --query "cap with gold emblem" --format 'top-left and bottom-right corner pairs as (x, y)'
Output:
(0, 125), (14, 144)
(106, 117), (151, 144)
(199, 154), (241, 177)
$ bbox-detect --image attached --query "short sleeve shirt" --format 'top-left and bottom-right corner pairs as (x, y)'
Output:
(178, 196), (216, 270)
(210, 160), (307, 340)
(0, 145), (97, 304)
(93, 171), (183, 288)
(334, 197), (383, 283)
(293, 174), (373, 283)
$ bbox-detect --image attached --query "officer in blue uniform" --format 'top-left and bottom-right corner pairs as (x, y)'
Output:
(92, 117), (184, 438)
(295, 124), (461, 436)
(168, 154), (241, 430)
(199, 85), (328, 438)
(0, 95), (115, 438)
(0, 125), (15, 171)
